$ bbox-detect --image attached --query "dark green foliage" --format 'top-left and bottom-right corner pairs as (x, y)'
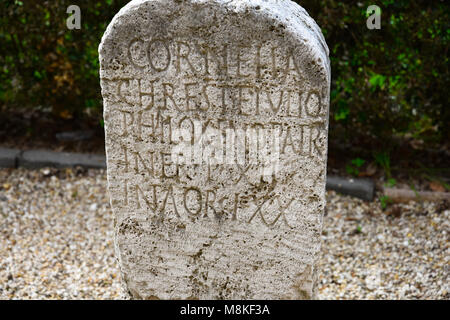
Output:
(0, 0), (448, 148)
(0, 0), (128, 119)
(300, 0), (449, 146)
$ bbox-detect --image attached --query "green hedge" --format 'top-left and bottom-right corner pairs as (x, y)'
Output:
(304, 0), (449, 148)
(1, 0), (448, 147)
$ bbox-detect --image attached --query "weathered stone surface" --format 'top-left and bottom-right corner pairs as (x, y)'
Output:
(100, 0), (330, 299)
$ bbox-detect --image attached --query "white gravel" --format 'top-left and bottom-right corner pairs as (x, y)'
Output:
(0, 168), (448, 299)
(319, 191), (449, 299)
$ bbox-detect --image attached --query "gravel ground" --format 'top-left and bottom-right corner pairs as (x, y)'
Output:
(0, 168), (448, 300)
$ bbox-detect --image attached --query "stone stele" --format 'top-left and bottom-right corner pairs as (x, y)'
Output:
(100, 0), (330, 299)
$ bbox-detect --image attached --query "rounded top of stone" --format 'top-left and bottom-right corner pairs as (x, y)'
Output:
(99, 0), (329, 80)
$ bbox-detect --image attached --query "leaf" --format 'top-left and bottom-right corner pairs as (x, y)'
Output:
(386, 178), (397, 187)
(345, 164), (356, 176)
(380, 195), (390, 210)
(334, 103), (350, 121)
(351, 157), (365, 168)
(429, 181), (445, 192)
(369, 73), (386, 90)
(33, 70), (42, 79)
(59, 110), (73, 120)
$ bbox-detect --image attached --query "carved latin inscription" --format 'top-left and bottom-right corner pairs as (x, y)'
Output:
(103, 38), (327, 229)
(100, 0), (330, 300)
